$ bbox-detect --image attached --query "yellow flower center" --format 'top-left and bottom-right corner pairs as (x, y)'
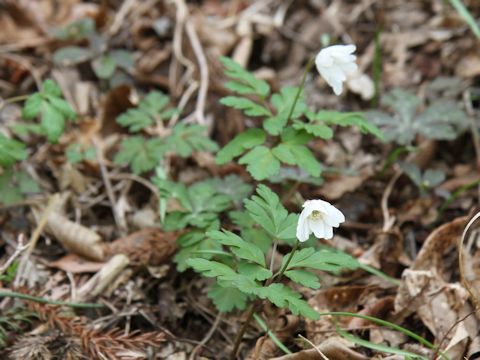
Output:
(309, 210), (323, 220)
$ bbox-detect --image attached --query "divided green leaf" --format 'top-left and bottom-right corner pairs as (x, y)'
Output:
(117, 91), (176, 132)
(21, 79), (77, 143)
(216, 129), (266, 164)
(207, 230), (266, 267)
(114, 136), (166, 174)
(220, 57), (270, 97)
(167, 124), (218, 157)
(239, 146), (280, 180)
(282, 247), (359, 274)
(264, 87), (307, 135)
(0, 135), (27, 167)
(244, 185), (297, 241)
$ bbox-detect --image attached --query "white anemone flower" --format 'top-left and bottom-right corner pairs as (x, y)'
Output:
(296, 200), (345, 242)
(315, 44), (358, 96)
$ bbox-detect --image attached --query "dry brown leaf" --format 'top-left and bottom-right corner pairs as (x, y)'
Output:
(105, 228), (177, 266)
(49, 253), (105, 273)
(271, 337), (367, 360)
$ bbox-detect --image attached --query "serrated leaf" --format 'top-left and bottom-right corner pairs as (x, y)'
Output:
(205, 175), (253, 204)
(47, 95), (77, 120)
(309, 111), (383, 140)
(293, 121), (334, 139)
(208, 283), (248, 312)
(220, 96), (272, 117)
(174, 230), (222, 271)
(168, 124), (218, 157)
(0, 135), (27, 167)
(264, 87), (307, 135)
(117, 109), (153, 132)
(114, 136), (166, 174)
(239, 146), (280, 180)
(109, 49), (134, 70)
(53, 46), (94, 65)
(284, 269), (320, 289)
(216, 129), (266, 164)
(415, 101), (467, 140)
(220, 57), (270, 97)
(187, 258), (236, 278)
(282, 247), (359, 273)
(22, 93), (42, 119)
(92, 54), (117, 79)
(41, 102), (65, 142)
(244, 184), (298, 240)
(272, 128), (321, 177)
(258, 283), (319, 320)
(207, 230), (266, 267)
(238, 262), (272, 281)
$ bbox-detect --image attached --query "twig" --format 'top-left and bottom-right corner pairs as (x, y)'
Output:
(189, 312), (223, 360)
(459, 210), (480, 310)
(92, 138), (126, 232)
(381, 171), (401, 232)
(14, 194), (59, 287)
(298, 334), (329, 360)
(184, 11), (209, 125)
(0, 234), (29, 275)
(109, 0), (137, 35)
(463, 90), (480, 170)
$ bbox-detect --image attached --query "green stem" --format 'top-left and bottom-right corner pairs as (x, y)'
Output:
(0, 290), (105, 309)
(0, 94), (30, 112)
(285, 57), (316, 123)
(275, 241), (300, 281)
(230, 302), (256, 360)
(317, 311), (448, 359)
(253, 313), (291, 354)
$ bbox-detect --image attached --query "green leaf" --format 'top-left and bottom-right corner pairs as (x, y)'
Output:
(117, 109), (153, 132)
(0, 135), (27, 167)
(187, 258), (237, 278)
(282, 247), (359, 273)
(47, 96), (77, 120)
(42, 80), (62, 97)
(220, 57), (270, 97)
(239, 146), (280, 180)
(293, 121), (334, 139)
(114, 136), (166, 174)
(0, 170), (40, 205)
(207, 230), (266, 267)
(208, 282), (248, 312)
(367, 90), (467, 145)
(258, 283), (319, 320)
(220, 96), (272, 117)
(216, 129), (266, 164)
(205, 175), (253, 204)
(91, 54), (117, 79)
(21, 80), (76, 142)
(244, 184), (297, 240)
(109, 49), (135, 70)
(238, 262), (272, 281)
(168, 124), (218, 157)
(53, 46), (94, 65)
(264, 87), (307, 135)
(174, 230), (222, 271)
(22, 93), (42, 119)
(51, 18), (96, 41)
(272, 128), (321, 177)
(116, 91), (175, 132)
(309, 111), (383, 140)
(284, 269), (320, 289)
(41, 102), (65, 142)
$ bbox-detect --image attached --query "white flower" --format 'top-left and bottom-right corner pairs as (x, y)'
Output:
(296, 199), (345, 242)
(315, 45), (358, 96)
